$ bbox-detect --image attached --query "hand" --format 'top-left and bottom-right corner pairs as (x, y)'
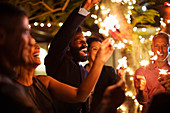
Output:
(135, 75), (146, 91)
(96, 38), (114, 64)
(117, 66), (127, 80)
(82, 0), (101, 10)
(158, 74), (170, 93)
(101, 80), (125, 108)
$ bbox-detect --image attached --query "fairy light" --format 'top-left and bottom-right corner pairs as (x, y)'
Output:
(40, 23), (44, 27)
(82, 31), (92, 37)
(125, 91), (133, 97)
(34, 22), (38, 26)
(59, 22), (63, 27)
(139, 105), (143, 111)
(95, 5), (99, 10)
(98, 18), (102, 22)
(167, 20), (170, 24)
(156, 27), (160, 31)
(142, 6), (147, 11)
(140, 38), (145, 43)
(132, 96), (136, 99)
(123, 39), (128, 43)
(130, 77), (133, 81)
(129, 41), (133, 44)
(47, 23), (51, 27)
(129, 70), (134, 75)
(133, 27), (137, 32)
(142, 28), (146, 32)
(94, 20), (99, 24)
(100, 5), (105, 10)
(91, 14), (98, 19)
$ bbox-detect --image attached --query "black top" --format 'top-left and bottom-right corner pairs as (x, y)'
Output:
(45, 7), (89, 113)
(84, 65), (118, 113)
(0, 64), (40, 113)
(19, 77), (56, 113)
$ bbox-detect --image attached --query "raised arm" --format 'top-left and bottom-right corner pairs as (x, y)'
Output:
(37, 38), (114, 103)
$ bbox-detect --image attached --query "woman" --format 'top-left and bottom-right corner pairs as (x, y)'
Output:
(85, 37), (124, 113)
(15, 38), (116, 113)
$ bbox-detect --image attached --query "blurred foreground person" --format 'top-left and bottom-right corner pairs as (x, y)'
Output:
(134, 32), (170, 113)
(0, 2), (39, 113)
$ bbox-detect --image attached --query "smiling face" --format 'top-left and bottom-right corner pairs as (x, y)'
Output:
(151, 34), (170, 62)
(2, 16), (36, 67)
(88, 41), (101, 62)
(27, 44), (41, 68)
(69, 32), (88, 62)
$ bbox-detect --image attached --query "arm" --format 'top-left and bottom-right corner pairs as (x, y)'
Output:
(37, 38), (114, 103)
(45, 0), (100, 75)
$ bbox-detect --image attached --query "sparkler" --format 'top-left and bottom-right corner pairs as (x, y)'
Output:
(117, 56), (127, 69)
(158, 69), (168, 75)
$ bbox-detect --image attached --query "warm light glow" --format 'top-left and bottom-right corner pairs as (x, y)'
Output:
(139, 60), (149, 66)
(117, 56), (127, 69)
(102, 14), (119, 33)
(142, 6), (147, 11)
(95, 5), (99, 10)
(59, 22), (63, 27)
(117, 42), (125, 49)
(28, 25), (31, 28)
(133, 27), (137, 32)
(91, 14), (98, 19)
(159, 69), (168, 75)
(47, 23), (51, 27)
(148, 50), (154, 56)
(142, 28), (146, 32)
(167, 20), (170, 24)
(125, 91), (133, 97)
(34, 22), (38, 26)
(150, 55), (158, 61)
(40, 23), (44, 27)
(130, 77), (133, 81)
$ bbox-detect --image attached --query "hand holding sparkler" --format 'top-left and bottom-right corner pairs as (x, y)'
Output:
(158, 69), (170, 93)
(116, 57), (127, 81)
(135, 75), (146, 91)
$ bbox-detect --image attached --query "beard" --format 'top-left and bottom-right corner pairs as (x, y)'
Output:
(69, 46), (88, 62)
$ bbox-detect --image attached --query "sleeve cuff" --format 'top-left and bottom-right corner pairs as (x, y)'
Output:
(78, 8), (90, 16)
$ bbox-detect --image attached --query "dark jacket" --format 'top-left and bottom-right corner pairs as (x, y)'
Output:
(45, 7), (89, 113)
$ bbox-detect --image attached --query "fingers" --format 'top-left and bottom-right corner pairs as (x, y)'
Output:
(136, 75), (145, 80)
(135, 75), (146, 91)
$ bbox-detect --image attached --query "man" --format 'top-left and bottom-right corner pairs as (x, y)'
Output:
(134, 32), (170, 113)
(45, 0), (125, 113)
(45, 0), (99, 113)
(0, 2), (39, 113)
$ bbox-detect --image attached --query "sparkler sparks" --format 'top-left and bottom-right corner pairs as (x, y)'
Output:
(139, 60), (149, 66)
(159, 69), (168, 75)
(117, 56), (127, 69)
